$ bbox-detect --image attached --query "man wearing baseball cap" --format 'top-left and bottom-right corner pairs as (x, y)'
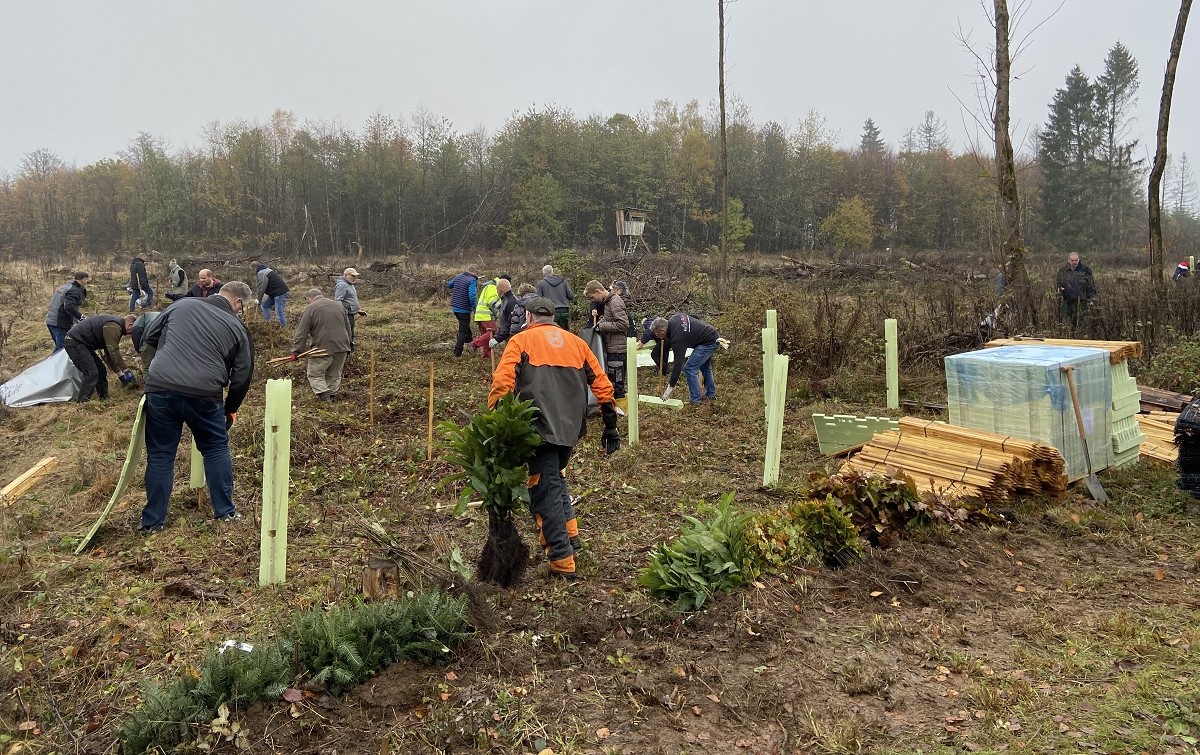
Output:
(334, 268), (367, 350)
(489, 296), (620, 580)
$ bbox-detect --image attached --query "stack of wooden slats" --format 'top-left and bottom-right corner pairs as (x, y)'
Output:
(1137, 411), (1179, 464)
(984, 338), (1143, 364)
(842, 419), (1067, 504)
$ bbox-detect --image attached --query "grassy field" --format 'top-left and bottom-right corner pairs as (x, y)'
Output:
(1, 252), (1200, 754)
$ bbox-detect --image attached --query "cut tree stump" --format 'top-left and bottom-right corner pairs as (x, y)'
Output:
(361, 559), (401, 600)
(1, 457), (58, 506)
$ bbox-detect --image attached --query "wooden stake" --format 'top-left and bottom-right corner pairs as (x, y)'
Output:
(369, 347), (376, 427)
(1, 457), (58, 506)
(427, 363), (435, 461)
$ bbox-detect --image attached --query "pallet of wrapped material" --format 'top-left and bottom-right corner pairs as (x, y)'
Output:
(984, 338), (1142, 363)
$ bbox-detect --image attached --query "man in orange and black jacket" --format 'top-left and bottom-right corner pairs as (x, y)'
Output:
(488, 296), (620, 579)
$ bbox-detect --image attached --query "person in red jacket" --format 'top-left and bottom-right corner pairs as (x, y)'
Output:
(489, 297), (619, 579)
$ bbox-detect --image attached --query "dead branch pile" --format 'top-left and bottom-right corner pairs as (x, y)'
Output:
(1137, 412), (1179, 464)
(842, 418), (1067, 504)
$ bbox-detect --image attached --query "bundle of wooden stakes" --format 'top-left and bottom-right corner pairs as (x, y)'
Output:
(267, 347), (328, 365)
(842, 418), (1066, 504)
(1136, 411), (1179, 464)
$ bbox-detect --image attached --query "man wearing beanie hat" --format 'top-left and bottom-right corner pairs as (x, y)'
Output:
(489, 296), (620, 579)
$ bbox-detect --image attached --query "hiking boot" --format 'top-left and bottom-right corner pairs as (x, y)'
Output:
(317, 392), (334, 402)
(217, 511), (244, 524)
(137, 524), (164, 536)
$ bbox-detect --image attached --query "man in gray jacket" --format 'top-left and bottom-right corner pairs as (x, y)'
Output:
(291, 288), (352, 400)
(333, 267), (367, 350)
(138, 281), (254, 534)
(45, 272), (89, 351)
(536, 265), (575, 330)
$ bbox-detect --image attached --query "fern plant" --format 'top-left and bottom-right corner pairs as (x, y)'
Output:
(440, 394), (542, 586)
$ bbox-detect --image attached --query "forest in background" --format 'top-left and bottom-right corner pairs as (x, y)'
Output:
(2, 43), (1199, 263)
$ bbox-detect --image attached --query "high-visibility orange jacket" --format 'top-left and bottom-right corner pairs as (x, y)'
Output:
(489, 321), (614, 446)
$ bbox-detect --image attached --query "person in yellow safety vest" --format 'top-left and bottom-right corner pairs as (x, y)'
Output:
(470, 274), (506, 359)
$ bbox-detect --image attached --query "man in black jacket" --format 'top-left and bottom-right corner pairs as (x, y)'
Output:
(64, 313), (136, 402)
(138, 281), (255, 534)
(45, 272), (89, 351)
(1055, 252), (1097, 331)
(129, 255), (152, 312)
(648, 313), (721, 405)
(255, 263), (290, 326)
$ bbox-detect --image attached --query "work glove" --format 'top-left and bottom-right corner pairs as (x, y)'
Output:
(118, 369), (135, 385)
(225, 412), (237, 430)
(661, 385), (673, 401)
(289, 353), (299, 362)
(488, 337), (498, 349)
(717, 337), (730, 350)
(600, 404), (620, 455)
(357, 310), (368, 317)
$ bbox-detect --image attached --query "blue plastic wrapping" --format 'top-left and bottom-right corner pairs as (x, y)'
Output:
(945, 345), (1112, 481)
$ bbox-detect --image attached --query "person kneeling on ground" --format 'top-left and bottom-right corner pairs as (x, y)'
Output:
(138, 282), (255, 534)
(648, 313), (721, 405)
(291, 288), (352, 401)
(64, 313), (137, 402)
(489, 296), (619, 580)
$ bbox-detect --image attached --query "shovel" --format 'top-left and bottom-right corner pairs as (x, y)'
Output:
(1060, 365), (1109, 503)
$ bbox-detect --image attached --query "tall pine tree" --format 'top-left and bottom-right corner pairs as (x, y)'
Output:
(1095, 42), (1143, 249)
(1039, 66), (1104, 251)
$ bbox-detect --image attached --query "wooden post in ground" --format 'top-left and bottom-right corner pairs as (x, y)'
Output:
(259, 379), (292, 587)
(626, 337), (639, 447)
(885, 318), (899, 410)
(368, 347), (376, 427)
(1192, 256), (1196, 278)
(427, 363), (435, 461)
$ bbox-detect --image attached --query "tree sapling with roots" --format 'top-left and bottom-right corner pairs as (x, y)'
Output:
(440, 394), (542, 587)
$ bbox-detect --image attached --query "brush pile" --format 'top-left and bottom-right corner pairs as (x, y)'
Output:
(842, 418), (1066, 504)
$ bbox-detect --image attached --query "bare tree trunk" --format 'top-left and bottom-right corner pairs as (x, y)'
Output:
(718, 0), (730, 301)
(993, 0), (1032, 323)
(1149, 0), (1192, 290)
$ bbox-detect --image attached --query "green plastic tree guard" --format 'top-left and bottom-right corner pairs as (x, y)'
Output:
(626, 337), (638, 447)
(885, 318), (899, 410)
(189, 438), (204, 489)
(76, 396), (147, 554)
(259, 379), (292, 586)
(763, 354), (789, 486)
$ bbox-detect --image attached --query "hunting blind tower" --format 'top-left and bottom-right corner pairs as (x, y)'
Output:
(615, 207), (650, 257)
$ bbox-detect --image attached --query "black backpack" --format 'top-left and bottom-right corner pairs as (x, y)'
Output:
(509, 296), (531, 335)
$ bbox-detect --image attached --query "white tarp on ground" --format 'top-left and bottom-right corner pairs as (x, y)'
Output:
(0, 349), (82, 407)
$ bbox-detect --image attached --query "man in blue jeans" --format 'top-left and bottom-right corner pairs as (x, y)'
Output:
(137, 281), (255, 534)
(255, 263), (291, 326)
(648, 314), (721, 405)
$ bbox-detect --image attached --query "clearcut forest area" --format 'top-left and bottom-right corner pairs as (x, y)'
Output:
(2, 248), (1200, 755)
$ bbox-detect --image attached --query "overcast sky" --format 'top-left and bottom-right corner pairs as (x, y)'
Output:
(1, 1), (1196, 174)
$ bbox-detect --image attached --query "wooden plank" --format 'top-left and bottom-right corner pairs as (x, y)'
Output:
(77, 396), (147, 553)
(0, 457), (58, 505)
(1138, 385), (1193, 412)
